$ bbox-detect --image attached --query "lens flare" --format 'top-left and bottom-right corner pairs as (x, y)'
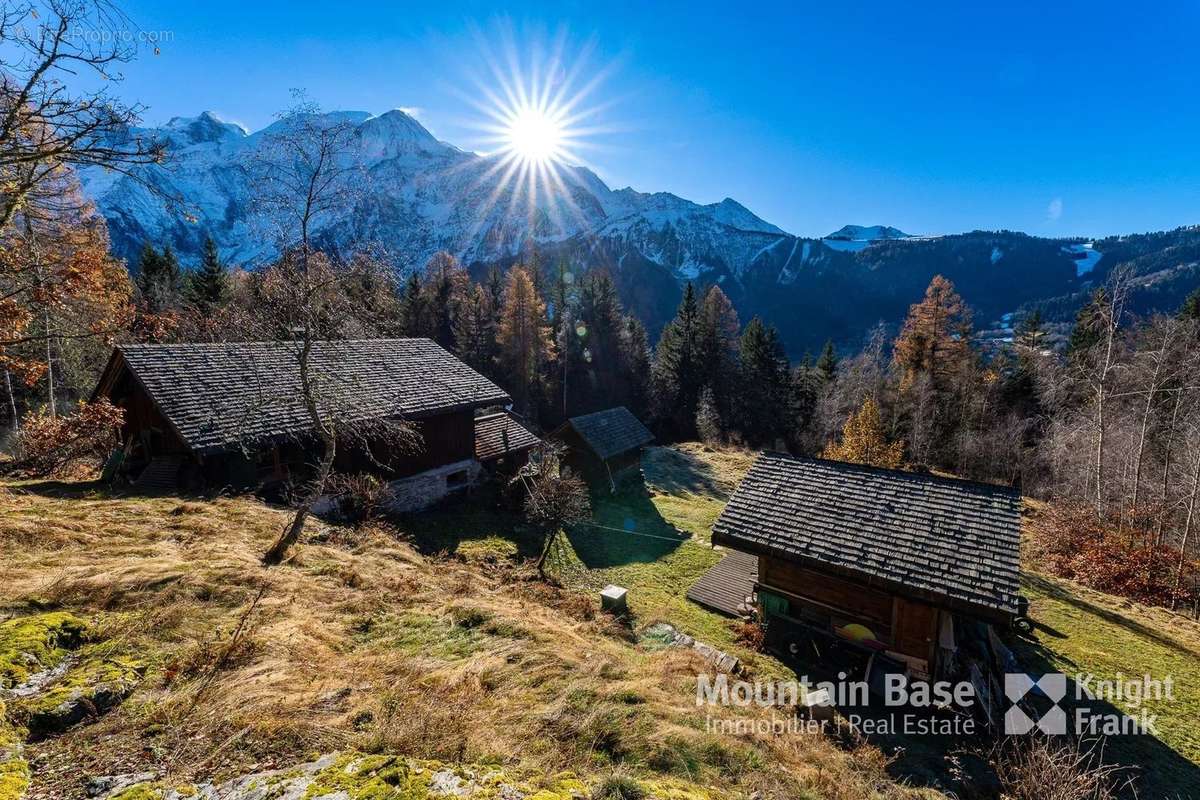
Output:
(453, 28), (618, 240)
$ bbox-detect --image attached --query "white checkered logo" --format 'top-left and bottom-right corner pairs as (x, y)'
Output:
(1004, 673), (1067, 735)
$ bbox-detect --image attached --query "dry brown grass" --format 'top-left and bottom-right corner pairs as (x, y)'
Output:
(0, 477), (940, 800)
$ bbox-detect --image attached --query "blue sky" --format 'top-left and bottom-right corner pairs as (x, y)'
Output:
(108, 0), (1199, 238)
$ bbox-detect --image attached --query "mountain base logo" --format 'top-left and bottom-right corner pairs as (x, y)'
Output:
(1004, 672), (1172, 736)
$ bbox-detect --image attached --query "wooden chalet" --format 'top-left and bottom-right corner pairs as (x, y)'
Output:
(552, 406), (653, 489)
(707, 452), (1022, 683)
(92, 339), (535, 509)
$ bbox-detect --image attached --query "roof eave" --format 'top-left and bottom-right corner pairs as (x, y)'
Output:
(712, 529), (1018, 624)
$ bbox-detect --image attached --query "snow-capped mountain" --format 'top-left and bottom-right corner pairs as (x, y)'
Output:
(79, 109), (788, 281)
(78, 109), (1200, 356)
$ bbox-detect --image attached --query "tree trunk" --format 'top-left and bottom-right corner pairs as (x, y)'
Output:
(1157, 391), (1184, 546)
(1132, 339), (1168, 519)
(44, 305), (56, 418)
(535, 528), (558, 577)
(4, 368), (17, 433)
(263, 430), (335, 566)
(1174, 440), (1200, 600)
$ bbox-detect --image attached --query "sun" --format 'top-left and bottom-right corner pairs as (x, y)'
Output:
(453, 28), (619, 237)
(505, 106), (566, 165)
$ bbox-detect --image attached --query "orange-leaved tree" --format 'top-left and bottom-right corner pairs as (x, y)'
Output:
(822, 396), (905, 469)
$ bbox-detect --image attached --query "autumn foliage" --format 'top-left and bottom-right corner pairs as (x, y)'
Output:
(7, 398), (125, 477)
(822, 396), (905, 469)
(1029, 502), (1200, 609)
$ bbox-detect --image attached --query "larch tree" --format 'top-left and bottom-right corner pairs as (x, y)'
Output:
(893, 274), (974, 392)
(0, 182), (131, 418)
(497, 266), (554, 420)
(822, 396), (905, 470)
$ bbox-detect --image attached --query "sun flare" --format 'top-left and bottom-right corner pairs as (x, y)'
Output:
(505, 106), (566, 165)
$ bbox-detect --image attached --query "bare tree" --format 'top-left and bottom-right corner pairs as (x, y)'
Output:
(0, 0), (166, 230)
(1071, 267), (1132, 519)
(242, 97), (419, 566)
(514, 443), (590, 577)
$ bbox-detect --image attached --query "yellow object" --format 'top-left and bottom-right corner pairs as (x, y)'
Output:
(839, 623), (876, 642)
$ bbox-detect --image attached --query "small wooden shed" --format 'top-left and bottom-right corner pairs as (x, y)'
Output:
(710, 452), (1021, 681)
(552, 406), (653, 489)
(473, 410), (541, 470)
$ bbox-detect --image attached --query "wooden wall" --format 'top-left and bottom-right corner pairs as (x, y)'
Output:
(758, 555), (939, 666)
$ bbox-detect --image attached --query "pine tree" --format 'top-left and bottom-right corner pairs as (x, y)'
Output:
(1178, 288), (1200, 330)
(1067, 289), (1108, 357)
(1014, 309), (1046, 352)
(497, 267), (555, 419)
(790, 354), (821, 449)
(397, 272), (429, 338)
(651, 283), (703, 439)
(423, 251), (467, 350)
(822, 396), (904, 469)
(620, 315), (651, 419)
(136, 242), (183, 314)
(572, 272), (625, 410)
(816, 339), (839, 383)
(736, 317), (790, 446)
(187, 236), (228, 311)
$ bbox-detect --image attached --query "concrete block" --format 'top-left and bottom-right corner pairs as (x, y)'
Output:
(600, 584), (628, 614)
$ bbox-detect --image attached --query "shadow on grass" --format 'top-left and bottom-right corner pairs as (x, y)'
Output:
(563, 477), (688, 570)
(1008, 623), (1200, 799)
(3, 478), (112, 499)
(390, 482), (544, 562)
(1024, 573), (1196, 659)
(642, 446), (733, 500)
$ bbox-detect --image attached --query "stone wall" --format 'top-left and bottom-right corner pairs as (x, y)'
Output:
(384, 458), (481, 513)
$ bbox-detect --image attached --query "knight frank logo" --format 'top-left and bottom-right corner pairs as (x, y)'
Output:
(1004, 672), (1172, 736)
(1004, 673), (1068, 734)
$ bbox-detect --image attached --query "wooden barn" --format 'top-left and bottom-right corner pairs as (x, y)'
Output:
(705, 452), (1022, 685)
(91, 339), (534, 509)
(552, 406), (653, 489)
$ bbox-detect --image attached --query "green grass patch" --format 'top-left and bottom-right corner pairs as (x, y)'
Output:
(1018, 571), (1200, 797)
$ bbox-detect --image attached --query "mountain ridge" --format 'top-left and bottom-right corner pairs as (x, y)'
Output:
(79, 109), (1200, 356)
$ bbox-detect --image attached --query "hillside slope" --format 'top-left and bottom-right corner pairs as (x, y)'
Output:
(0, 449), (933, 800)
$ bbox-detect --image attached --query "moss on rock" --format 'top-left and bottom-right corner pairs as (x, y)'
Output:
(0, 612), (87, 689)
(16, 645), (144, 740)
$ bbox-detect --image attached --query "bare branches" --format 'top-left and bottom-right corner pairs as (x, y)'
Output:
(0, 1), (166, 230)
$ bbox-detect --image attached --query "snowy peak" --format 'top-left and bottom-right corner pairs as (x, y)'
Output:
(712, 198), (786, 235)
(79, 106), (792, 282)
(163, 111), (247, 146)
(358, 109), (449, 160)
(826, 224), (911, 241)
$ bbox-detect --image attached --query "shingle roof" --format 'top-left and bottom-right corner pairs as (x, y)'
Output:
(474, 411), (541, 462)
(711, 453), (1022, 619)
(104, 339), (510, 455)
(559, 407), (653, 461)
